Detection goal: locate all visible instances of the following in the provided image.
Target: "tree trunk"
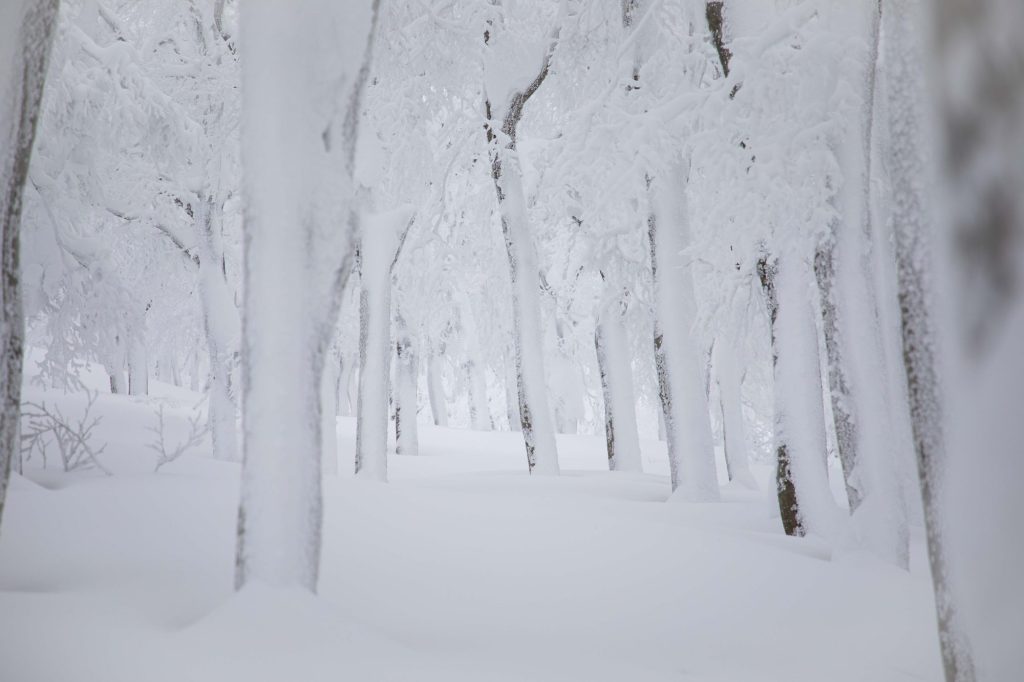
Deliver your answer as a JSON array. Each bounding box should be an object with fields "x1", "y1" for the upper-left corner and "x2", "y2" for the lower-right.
[
  {"x1": 354, "y1": 244, "x2": 393, "y2": 481},
  {"x1": 189, "y1": 347, "x2": 201, "y2": 393},
  {"x1": 825, "y1": 1, "x2": 909, "y2": 566},
  {"x1": 648, "y1": 162, "x2": 719, "y2": 500},
  {"x1": 775, "y1": 250, "x2": 839, "y2": 539},
  {"x1": 503, "y1": 353, "x2": 521, "y2": 432},
  {"x1": 127, "y1": 336, "x2": 148, "y2": 396},
  {"x1": 550, "y1": 319, "x2": 583, "y2": 436},
  {"x1": 464, "y1": 358, "x2": 490, "y2": 431},
  {"x1": 196, "y1": 194, "x2": 240, "y2": 461},
  {"x1": 488, "y1": 141, "x2": 558, "y2": 473},
  {"x1": 321, "y1": 353, "x2": 339, "y2": 475},
  {"x1": 814, "y1": 238, "x2": 860, "y2": 510},
  {"x1": 394, "y1": 322, "x2": 419, "y2": 456},
  {"x1": 595, "y1": 294, "x2": 643, "y2": 473},
  {"x1": 758, "y1": 254, "x2": 838, "y2": 537},
  {"x1": 714, "y1": 338, "x2": 755, "y2": 488},
  {"x1": 933, "y1": 2, "x2": 1024, "y2": 680},
  {"x1": 453, "y1": 297, "x2": 491, "y2": 432},
  {"x1": 337, "y1": 354, "x2": 354, "y2": 417},
  {"x1": 885, "y1": 0, "x2": 976, "y2": 677},
  {"x1": 758, "y1": 256, "x2": 801, "y2": 535},
  {"x1": 108, "y1": 367, "x2": 127, "y2": 394},
  {"x1": 705, "y1": 1, "x2": 732, "y2": 78},
  {"x1": 427, "y1": 351, "x2": 447, "y2": 427},
  {"x1": 207, "y1": 341, "x2": 238, "y2": 462},
  {"x1": 483, "y1": 18, "x2": 561, "y2": 474},
  {"x1": 169, "y1": 353, "x2": 181, "y2": 386},
  {"x1": 0, "y1": 0, "x2": 59, "y2": 531},
  {"x1": 235, "y1": 0, "x2": 380, "y2": 592}
]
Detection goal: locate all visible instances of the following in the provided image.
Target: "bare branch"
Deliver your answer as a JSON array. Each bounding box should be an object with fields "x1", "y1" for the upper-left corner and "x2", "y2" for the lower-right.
[
  {"x1": 20, "y1": 391, "x2": 111, "y2": 475},
  {"x1": 148, "y1": 403, "x2": 209, "y2": 472}
]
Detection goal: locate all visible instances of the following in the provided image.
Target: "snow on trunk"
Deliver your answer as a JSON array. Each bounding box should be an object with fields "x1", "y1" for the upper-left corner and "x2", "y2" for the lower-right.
[
  {"x1": 355, "y1": 206, "x2": 413, "y2": 482},
  {"x1": 337, "y1": 355, "x2": 354, "y2": 417},
  {"x1": 483, "y1": 15, "x2": 562, "y2": 474},
  {"x1": 884, "y1": 0, "x2": 977, "y2": 677},
  {"x1": 503, "y1": 353, "x2": 521, "y2": 432},
  {"x1": 426, "y1": 351, "x2": 447, "y2": 427},
  {"x1": 127, "y1": 328, "x2": 148, "y2": 396},
  {"x1": 648, "y1": 161, "x2": 719, "y2": 501},
  {"x1": 0, "y1": 0, "x2": 58, "y2": 532},
  {"x1": 935, "y1": 1, "x2": 1024, "y2": 675},
  {"x1": 832, "y1": 4, "x2": 909, "y2": 566},
  {"x1": 814, "y1": 235, "x2": 859, "y2": 510},
  {"x1": 758, "y1": 256, "x2": 800, "y2": 535},
  {"x1": 490, "y1": 146, "x2": 559, "y2": 474},
  {"x1": 235, "y1": 0, "x2": 377, "y2": 592},
  {"x1": 713, "y1": 338, "x2": 755, "y2": 489},
  {"x1": 394, "y1": 318, "x2": 419, "y2": 456},
  {"x1": 772, "y1": 250, "x2": 843, "y2": 540},
  {"x1": 549, "y1": 319, "x2": 584, "y2": 436},
  {"x1": 465, "y1": 359, "x2": 490, "y2": 431},
  {"x1": 454, "y1": 293, "x2": 491, "y2": 432},
  {"x1": 196, "y1": 194, "x2": 241, "y2": 462},
  {"x1": 321, "y1": 355, "x2": 339, "y2": 476},
  {"x1": 595, "y1": 294, "x2": 643, "y2": 473},
  {"x1": 868, "y1": 63, "x2": 921, "y2": 530},
  {"x1": 915, "y1": 0, "x2": 1024, "y2": 676},
  {"x1": 108, "y1": 366, "x2": 127, "y2": 394}
]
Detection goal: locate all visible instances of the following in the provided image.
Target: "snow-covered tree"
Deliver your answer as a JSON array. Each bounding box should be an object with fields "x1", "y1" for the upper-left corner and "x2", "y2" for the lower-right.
[
  {"x1": 884, "y1": 0, "x2": 974, "y2": 675},
  {"x1": 234, "y1": 0, "x2": 379, "y2": 592},
  {"x1": 0, "y1": 0, "x2": 59, "y2": 531}
]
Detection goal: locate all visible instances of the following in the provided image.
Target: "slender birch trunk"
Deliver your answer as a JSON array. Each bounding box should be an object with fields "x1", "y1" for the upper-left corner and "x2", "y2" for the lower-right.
[
  {"x1": 503, "y1": 352, "x2": 521, "y2": 432},
  {"x1": 828, "y1": 0, "x2": 909, "y2": 566},
  {"x1": 814, "y1": 237, "x2": 859, "y2": 509},
  {"x1": 759, "y1": 253, "x2": 838, "y2": 537},
  {"x1": 235, "y1": 0, "x2": 381, "y2": 592},
  {"x1": 595, "y1": 291, "x2": 643, "y2": 472},
  {"x1": 714, "y1": 338, "x2": 755, "y2": 488},
  {"x1": 648, "y1": 162, "x2": 719, "y2": 500},
  {"x1": 394, "y1": 318, "x2": 419, "y2": 456},
  {"x1": 196, "y1": 195, "x2": 240, "y2": 461},
  {"x1": 320, "y1": 349, "x2": 340, "y2": 476},
  {"x1": 454, "y1": 296, "x2": 491, "y2": 431},
  {"x1": 426, "y1": 350, "x2": 447, "y2": 427},
  {"x1": 354, "y1": 245, "x2": 392, "y2": 481},
  {"x1": 885, "y1": 0, "x2": 976, "y2": 677},
  {"x1": 932, "y1": 1, "x2": 1024, "y2": 679},
  {"x1": 127, "y1": 335, "x2": 148, "y2": 396},
  {"x1": 108, "y1": 365, "x2": 127, "y2": 394},
  {"x1": 354, "y1": 206, "x2": 414, "y2": 481},
  {"x1": 774, "y1": 250, "x2": 839, "y2": 538},
  {"x1": 0, "y1": 0, "x2": 59, "y2": 531},
  {"x1": 483, "y1": 18, "x2": 562, "y2": 474}
]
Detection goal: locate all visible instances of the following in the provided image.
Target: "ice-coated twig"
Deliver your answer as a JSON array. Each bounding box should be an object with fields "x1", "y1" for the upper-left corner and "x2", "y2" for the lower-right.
[
  {"x1": 149, "y1": 403, "x2": 209, "y2": 472},
  {"x1": 20, "y1": 391, "x2": 111, "y2": 475}
]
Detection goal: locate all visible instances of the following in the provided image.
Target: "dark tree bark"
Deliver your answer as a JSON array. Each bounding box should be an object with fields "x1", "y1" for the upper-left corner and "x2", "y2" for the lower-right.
[
  {"x1": 757, "y1": 255, "x2": 803, "y2": 537},
  {"x1": 814, "y1": 239, "x2": 861, "y2": 511},
  {"x1": 886, "y1": 0, "x2": 977, "y2": 678},
  {"x1": 929, "y1": 0, "x2": 1024, "y2": 680},
  {"x1": 0, "y1": 0, "x2": 60, "y2": 532},
  {"x1": 705, "y1": 1, "x2": 732, "y2": 78},
  {"x1": 594, "y1": 287, "x2": 642, "y2": 472},
  {"x1": 482, "y1": 11, "x2": 563, "y2": 474},
  {"x1": 394, "y1": 318, "x2": 419, "y2": 456},
  {"x1": 354, "y1": 211, "x2": 413, "y2": 480}
]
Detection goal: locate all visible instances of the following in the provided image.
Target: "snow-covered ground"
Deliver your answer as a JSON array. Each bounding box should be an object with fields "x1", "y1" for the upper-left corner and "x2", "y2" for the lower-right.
[{"x1": 0, "y1": 368, "x2": 943, "y2": 681}]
